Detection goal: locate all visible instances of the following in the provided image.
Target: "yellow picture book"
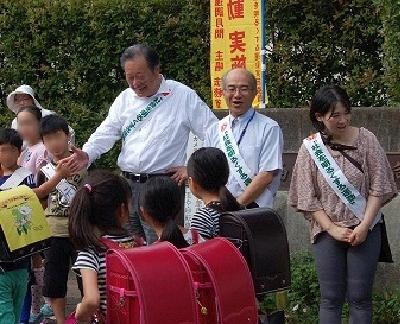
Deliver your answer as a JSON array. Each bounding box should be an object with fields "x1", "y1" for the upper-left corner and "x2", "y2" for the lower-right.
[{"x1": 0, "y1": 185, "x2": 50, "y2": 252}]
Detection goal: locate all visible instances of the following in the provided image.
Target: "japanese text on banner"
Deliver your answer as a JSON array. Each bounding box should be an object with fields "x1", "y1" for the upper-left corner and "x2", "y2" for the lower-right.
[{"x1": 210, "y1": 0, "x2": 262, "y2": 109}]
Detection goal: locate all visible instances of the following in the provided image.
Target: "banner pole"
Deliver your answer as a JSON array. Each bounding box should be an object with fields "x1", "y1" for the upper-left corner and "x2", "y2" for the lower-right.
[{"x1": 259, "y1": 0, "x2": 266, "y2": 109}]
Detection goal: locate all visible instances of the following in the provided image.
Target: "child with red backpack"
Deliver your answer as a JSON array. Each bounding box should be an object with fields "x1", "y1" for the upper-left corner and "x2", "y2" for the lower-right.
[
  {"x1": 69, "y1": 170, "x2": 140, "y2": 322},
  {"x1": 70, "y1": 173, "x2": 205, "y2": 322}
]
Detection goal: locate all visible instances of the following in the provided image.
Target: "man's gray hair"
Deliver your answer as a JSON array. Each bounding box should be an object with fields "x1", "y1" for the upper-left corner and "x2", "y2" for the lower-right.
[{"x1": 120, "y1": 44, "x2": 160, "y2": 70}]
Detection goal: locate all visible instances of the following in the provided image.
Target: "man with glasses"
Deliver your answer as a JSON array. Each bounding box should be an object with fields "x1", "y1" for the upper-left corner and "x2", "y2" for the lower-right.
[
  {"x1": 205, "y1": 68, "x2": 283, "y2": 208},
  {"x1": 64, "y1": 44, "x2": 217, "y2": 243}
]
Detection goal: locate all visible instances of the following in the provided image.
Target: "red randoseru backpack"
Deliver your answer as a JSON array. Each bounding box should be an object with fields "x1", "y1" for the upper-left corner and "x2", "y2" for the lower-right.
[{"x1": 104, "y1": 238, "x2": 258, "y2": 324}]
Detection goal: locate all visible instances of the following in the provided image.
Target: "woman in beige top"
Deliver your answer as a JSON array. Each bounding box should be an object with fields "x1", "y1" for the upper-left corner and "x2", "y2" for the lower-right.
[{"x1": 289, "y1": 85, "x2": 397, "y2": 324}]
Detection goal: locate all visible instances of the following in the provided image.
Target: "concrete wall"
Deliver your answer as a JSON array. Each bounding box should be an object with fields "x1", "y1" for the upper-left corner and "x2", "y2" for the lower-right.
[
  {"x1": 213, "y1": 107, "x2": 400, "y2": 290},
  {"x1": 213, "y1": 107, "x2": 400, "y2": 152}
]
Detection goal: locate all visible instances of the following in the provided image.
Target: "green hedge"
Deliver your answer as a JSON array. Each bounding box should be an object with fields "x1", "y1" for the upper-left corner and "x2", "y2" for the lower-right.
[
  {"x1": 375, "y1": 0, "x2": 400, "y2": 105},
  {"x1": 0, "y1": 0, "x2": 395, "y2": 168},
  {"x1": 0, "y1": 0, "x2": 210, "y2": 167},
  {"x1": 267, "y1": 0, "x2": 386, "y2": 107}
]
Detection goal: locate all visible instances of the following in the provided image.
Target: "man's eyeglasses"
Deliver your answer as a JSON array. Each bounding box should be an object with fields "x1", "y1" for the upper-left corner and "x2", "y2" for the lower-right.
[{"x1": 224, "y1": 86, "x2": 253, "y2": 94}]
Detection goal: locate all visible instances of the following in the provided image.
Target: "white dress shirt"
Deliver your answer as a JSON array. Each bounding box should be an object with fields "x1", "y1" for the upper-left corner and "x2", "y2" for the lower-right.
[
  {"x1": 83, "y1": 77, "x2": 217, "y2": 173},
  {"x1": 205, "y1": 108, "x2": 283, "y2": 208}
]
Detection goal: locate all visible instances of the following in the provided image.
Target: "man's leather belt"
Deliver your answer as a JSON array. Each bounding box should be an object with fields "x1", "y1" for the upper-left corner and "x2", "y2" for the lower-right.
[{"x1": 122, "y1": 171, "x2": 173, "y2": 183}]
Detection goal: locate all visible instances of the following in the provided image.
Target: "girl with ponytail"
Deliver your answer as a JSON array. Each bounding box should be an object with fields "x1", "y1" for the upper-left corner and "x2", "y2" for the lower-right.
[
  {"x1": 69, "y1": 170, "x2": 141, "y2": 322},
  {"x1": 188, "y1": 147, "x2": 241, "y2": 240},
  {"x1": 140, "y1": 176, "x2": 191, "y2": 248}
]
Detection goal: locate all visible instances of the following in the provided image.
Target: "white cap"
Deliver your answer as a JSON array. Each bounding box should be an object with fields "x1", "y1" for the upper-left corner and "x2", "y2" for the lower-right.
[{"x1": 6, "y1": 84, "x2": 44, "y2": 114}]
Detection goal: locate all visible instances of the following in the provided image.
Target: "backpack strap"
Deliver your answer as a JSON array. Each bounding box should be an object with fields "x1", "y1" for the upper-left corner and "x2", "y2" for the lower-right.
[
  {"x1": 99, "y1": 236, "x2": 144, "y2": 250},
  {"x1": 0, "y1": 167, "x2": 32, "y2": 190},
  {"x1": 99, "y1": 238, "x2": 120, "y2": 250},
  {"x1": 190, "y1": 228, "x2": 200, "y2": 245}
]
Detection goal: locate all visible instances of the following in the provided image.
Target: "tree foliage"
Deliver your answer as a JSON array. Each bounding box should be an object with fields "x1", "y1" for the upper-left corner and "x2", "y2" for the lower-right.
[{"x1": 0, "y1": 0, "x2": 395, "y2": 168}]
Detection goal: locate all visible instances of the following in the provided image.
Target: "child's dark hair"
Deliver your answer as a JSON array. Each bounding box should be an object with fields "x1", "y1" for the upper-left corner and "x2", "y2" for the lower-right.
[
  {"x1": 69, "y1": 170, "x2": 132, "y2": 251},
  {"x1": 0, "y1": 128, "x2": 23, "y2": 151},
  {"x1": 40, "y1": 114, "x2": 69, "y2": 137},
  {"x1": 310, "y1": 85, "x2": 351, "y2": 132},
  {"x1": 187, "y1": 147, "x2": 241, "y2": 212},
  {"x1": 17, "y1": 105, "x2": 42, "y2": 121},
  {"x1": 140, "y1": 177, "x2": 189, "y2": 248}
]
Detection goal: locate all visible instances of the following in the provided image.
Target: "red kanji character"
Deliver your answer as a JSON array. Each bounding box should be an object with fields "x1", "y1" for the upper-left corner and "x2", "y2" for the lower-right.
[
  {"x1": 216, "y1": 17, "x2": 223, "y2": 27},
  {"x1": 215, "y1": 61, "x2": 224, "y2": 71},
  {"x1": 215, "y1": 6, "x2": 223, "y2": 17},
  {"x1": 215, "y1": 0, "x2": 223, "y2": 6},
  {"x1": 214, "y1": 77, "x2": 222, "y2": 87},
  {"x1": 215, "y1": 99, "x2": 222, "y2": 108},
  {"x1": 215, "y1": 50, "x2": 224, "y2": 61},
  {"x1": 230, "y1": 55, "x2": 246, "y2": 68},
  {"x1": 227, "y1": 0, "x2": 245, "y2": 20},
  {"x1": 229, "y1": 31, "x2": 246, "y2": 53},
  {"x1": 215, "y1": 27, "x2": 224, "y2": 39},
  {"x1": 214, "y1": 87, "x2": 223, "y2": 97}
]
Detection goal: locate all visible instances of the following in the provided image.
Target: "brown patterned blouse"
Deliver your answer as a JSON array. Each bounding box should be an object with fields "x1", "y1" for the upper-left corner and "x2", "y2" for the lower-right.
[{"x1": 288, "y1": 127, "x2": 397, "y2": 242}]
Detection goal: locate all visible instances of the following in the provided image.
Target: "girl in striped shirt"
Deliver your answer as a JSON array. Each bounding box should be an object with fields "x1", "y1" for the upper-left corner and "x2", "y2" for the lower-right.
[
  {"x1": 188, "y1": 147, "x2": 241, "y2": 239},
  {"x1": 69, "y1": 170, "x2": 140, "y2": 322}
]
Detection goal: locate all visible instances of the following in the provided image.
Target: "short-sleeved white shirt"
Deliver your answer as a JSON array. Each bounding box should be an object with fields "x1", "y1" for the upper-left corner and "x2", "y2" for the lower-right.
[{"x1": 205, "y1": 108, "x2": 283, "y2": 208}]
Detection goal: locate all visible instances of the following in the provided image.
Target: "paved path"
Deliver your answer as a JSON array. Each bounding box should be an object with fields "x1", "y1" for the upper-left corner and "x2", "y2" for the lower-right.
[{"x1": 42, "y1": 271, "x2": 81, "y2": 323}]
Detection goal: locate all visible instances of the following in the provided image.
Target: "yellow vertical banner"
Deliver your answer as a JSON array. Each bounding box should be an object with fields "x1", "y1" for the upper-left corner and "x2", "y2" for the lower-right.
[{"x1": 210, "y1": 0, "x2": 262, "y2": 109}]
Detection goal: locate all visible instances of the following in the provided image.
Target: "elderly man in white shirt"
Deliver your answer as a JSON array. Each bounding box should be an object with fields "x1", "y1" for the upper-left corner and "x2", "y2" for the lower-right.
[
  {"x1": 65, "y1": 44, "x2": 217, "y2": 243},
  {"x1": 205, "y1": 68, "x2": 283, "y2": 208}
]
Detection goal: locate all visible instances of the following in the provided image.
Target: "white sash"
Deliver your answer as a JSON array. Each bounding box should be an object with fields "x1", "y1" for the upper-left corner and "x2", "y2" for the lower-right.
[
  {"x1": 0, "y1": 167, "x2": 32, "y2": 190},
  {"x1": 121, "y1": 91, "x2": 171, "y2": 141},
  {"x1": 41, "y1": 163, "x2": 76, "y2": 204},
  {"x1": 218, "y1": 116, "x2": 253, "y2": 190},
  {"x1": 304, "y1": 133, "x2": 381, "y2": 227}
]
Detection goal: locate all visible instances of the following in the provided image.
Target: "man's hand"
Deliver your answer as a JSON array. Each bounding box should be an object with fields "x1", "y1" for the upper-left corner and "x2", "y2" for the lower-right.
[
  {"x1": 168, "y1": 166, "x2": 188, "y2": 186},
  {"x1": 61, "y1": 146, "x2": 89, "y2": 173},
  {"x1": 55, "y1": 160, "x2": 72, "y2": 179},
  {"x1": 237, "y1": 171, "x2": 273, "y2": 206}
]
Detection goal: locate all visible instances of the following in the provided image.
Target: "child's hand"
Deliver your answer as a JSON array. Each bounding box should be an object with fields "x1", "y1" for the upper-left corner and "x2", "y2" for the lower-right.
[
  {"x1": 75, "y1": 303, "x2": 83, "y2": 319},
  {"x1": 56, "y1": 161, "x2": 72, "y2": 178}
]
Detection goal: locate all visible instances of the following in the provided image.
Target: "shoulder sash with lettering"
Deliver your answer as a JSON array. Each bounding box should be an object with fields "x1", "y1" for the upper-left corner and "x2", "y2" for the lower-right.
[
  {"x1": 218, "y1": 116, "x2": 253, "y2": 190},
  {"x1": 303, "y1": 132, "x2": 380, "y2": 227},
  {"x1": 121, "y1": 91, "x2": 171, "y2": 141},
  {"x1": 0, "y1": 167, "x2": 32, "y2": 190}
]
